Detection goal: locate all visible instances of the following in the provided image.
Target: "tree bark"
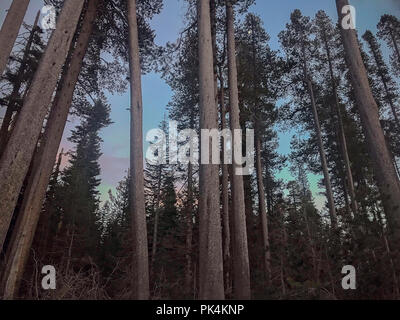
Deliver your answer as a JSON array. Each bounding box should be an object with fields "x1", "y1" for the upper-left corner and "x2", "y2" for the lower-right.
[
  {"x1": 0, "y1": 0, "x2": 86, "y2": 253},
  {"x1": 0, "y1": 0, "x2": 30, "y2": 78},
  {"x1": 127, "y1": 0, "x2": 150, "y2": 300},
  {"x1": 197, "y1": 0, "x2": 225, "y2": 300},
  {"x1": 226, "y1": 0, "x2": 251, "y2": 300},
  {"x1": 0, "y1": 0, "x2": 99, "y2": 299},
  {"x1": 0, "y1": 11, "x2": 40, "y2": 158},
  {"x1": 336, "y1": 0, "x2": 400, "y2": 243},
  {"x1": 219, "y1": 79, "x2": 231, "y2": 295}
]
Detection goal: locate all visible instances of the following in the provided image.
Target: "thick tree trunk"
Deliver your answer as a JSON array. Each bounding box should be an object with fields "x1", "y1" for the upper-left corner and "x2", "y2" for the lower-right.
[
  {"x1": 255, "y1": 134, "x2": 272, "y2": 285},
  {"x1": 0, "y1": 11, "x2": 40, "y2": 157},
  {"x1": 336, "y1": 0, "x2": 400, "y2": 243},
  {"x1": 0, "y1": 0, "x2": 85, "y2": 253},
  {"x1": 0, "y1": 0, "x2": 30, "y2": 77},
  {"x1": 127, "y1": 0, "x2": 150, "y2": 300},
  {"x1": 197, "y1": 0, "x2": 225, "y2": 300},
  {"x1": 0, "y1": 0, "x2": 98, "y2": 299},
  {"x1": 226, "y1": 0, "x2": 251, "y2": 300}
]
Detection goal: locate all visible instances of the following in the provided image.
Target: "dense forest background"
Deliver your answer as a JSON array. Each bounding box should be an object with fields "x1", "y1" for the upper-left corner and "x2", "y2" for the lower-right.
[{"x1": 0, "y1": 0, "x2": 400, "y2": 300}]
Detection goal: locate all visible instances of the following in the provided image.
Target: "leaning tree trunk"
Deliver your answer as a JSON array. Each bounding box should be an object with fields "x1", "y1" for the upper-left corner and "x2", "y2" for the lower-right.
[
  {"x1": 0, "y1": 0, "x2": 85, "y2": 253},
  {"x1": 336, "y1": 0, "x2": 400, "y2": 243},
  {"x1": 301, "y1": 37, "x2": 337, "y2": 228},
  {"x1": 197, "y1": 0, "x2": 225, "y2": 300},
  {"x1": 0, "y1": 0, "x2": 30, "y2": 77},
  {"x1": 127, "y1": 0, "x2": 150, "y2": 300},
  {"x1": 0, "y1": 0, "x2": 99, "y2": 299},
  {"x1": 226, "y1": 0, "x2": 251, "y2": 300},
  {"x1": 0, "y1": 11, "x2": 40, "y2": 158},
  {"x1": 321, "y1": 27, "x2": 359, "y2": 216},
  {"x1": 306, "y1": 77, "x2": 338, "y2": 228}
]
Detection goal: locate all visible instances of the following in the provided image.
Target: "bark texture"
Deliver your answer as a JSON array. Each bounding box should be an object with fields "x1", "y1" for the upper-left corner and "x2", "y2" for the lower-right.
[
  {"x1": 0, "y1": 0, "x2": 86, "y2": 253},
  {"x1": 336, "y1": 0, "x2": 400, "y2": 240},
  {"x1": 226, "y1": 0, "x2": 251, "y2": 299},
  {"x1": 197, "y1": 0, "x2": 225, "y2": 300},
  {"x1": 127, "y1": 0, "x2": 150, "y2": 300},
  {"x1": 0, "y1": 0, "x2": 30, "y2": 77},
  {"x1": 0, "y1": 0, "x2": 99, "y2": 300}
]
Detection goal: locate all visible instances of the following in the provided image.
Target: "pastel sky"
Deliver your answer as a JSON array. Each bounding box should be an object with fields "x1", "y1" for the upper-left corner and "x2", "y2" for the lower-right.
[{"x1": 1, "y1": 0, "x2": 399, "y2": 211}]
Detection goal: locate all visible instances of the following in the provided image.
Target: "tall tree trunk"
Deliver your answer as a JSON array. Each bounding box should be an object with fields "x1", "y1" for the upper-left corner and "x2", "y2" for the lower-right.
[
  {"x1": 184, "y1": 162, "x2": 194, "y2": 297},
  {"x1": 321, "y1": 27, "x2": 359, "y2": 216},
  {"x1": 0, "y1": 0, "x2": 30, "y2": 77},
  {"x1": 336, "y1": 0, "x2": 400, "y2": 243},
  {"x1": 127, "y1": 0, "x2": 150, "y2": 300},
  {"x1": 0, "y1": 0, "x2": 85, "y2": 253},
  {"x1": 0, "y1": 11, "x2": 40, "y2": 157},
  {"x1": 226, "y1": 0, "x2": 251, "y2": 300},
  {"x1": 197, "y1": 0, "x2": 224, "y2": 300},
  {"x1": 255, "y1": 134, "x2": 272, "y2": 285},
  {"x1": 219, "y1": 77, "x2": 231, "y2": 294},
  {"x1": 0, "y1": 0, "x2": 98, "y2": 299},
  {"x1": 301, "y1": 37, "x2": 337, "y2": 228},
  {"x1": 150, "y1": 166, "x2": 162, "y2": 276},
  {"x1": 306, "y1": 75, "x2": 338, "y2": 228}
]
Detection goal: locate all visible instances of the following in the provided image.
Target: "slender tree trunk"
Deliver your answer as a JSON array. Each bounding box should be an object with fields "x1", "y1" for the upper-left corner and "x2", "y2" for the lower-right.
[
  {"x1": 0, "y1": 0, "x2": 30, "y2": 77},
  {"x1": 321, "y1": 29, "x2": 359, "y2": 216},
  {"x1": 306, "y1": 77, "x2": 338, "y2": 228},
  {"x1": 0, "y1": 0, "x2": 85, "y2": 253},
  {"x1": 197, "y1": 0, "x2": 224, "y2": 300},
  {"x1": 226, "y1": 0, "x2": 251, "y2": 300},
  {"x1": 0, "y1": 11, "x2": 40, "y2": 157},
  {"x1": 301, "y1": 36, "x2": 337, "y2": 228},
  {"x1": 127, "y1": 0, "x2": 150, "y2": 300},
  {"x1": 219, "y1": 78, "x2": 231, "y2": 294},
  {"x1": 336, "y1": 0, "x2": 400, "y2": 243},
  {"x1": 255, "y1": 134, "x2": 272, "y2": 285},
  {"x1": 0, "y1": 0, "x2": 98, "y2": 299},
  {"x1": 185, "y1": 162, "x2": 194, "y2": 297},
  {"x1": 150, "y1": 166, "x2": 162, "y2": 275}
]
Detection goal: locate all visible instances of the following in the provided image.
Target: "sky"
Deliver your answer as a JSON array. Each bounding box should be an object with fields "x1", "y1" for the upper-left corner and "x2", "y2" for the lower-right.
[{"x1": 1, "y1": 0, "x2": 399, "y2": 211}]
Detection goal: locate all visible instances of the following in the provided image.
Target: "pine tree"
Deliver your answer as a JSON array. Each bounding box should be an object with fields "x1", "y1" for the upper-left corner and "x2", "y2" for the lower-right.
[{"x1": 377, "y1": 14, "x2": 400, "y2": 76}]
